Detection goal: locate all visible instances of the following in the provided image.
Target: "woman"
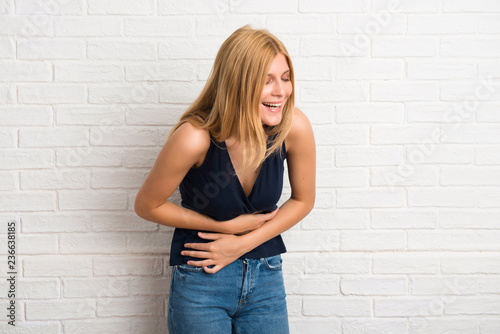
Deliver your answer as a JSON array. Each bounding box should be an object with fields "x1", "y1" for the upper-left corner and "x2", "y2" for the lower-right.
[{"x1": 134, "y1": 25, "x2": 315, "y2": 334}]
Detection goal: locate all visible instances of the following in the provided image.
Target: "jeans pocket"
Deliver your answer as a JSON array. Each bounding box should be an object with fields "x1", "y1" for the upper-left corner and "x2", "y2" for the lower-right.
[
  {"x1": 176, "y1": 264, "x2": 205, "y2": 273},
  {"x1": 262, "y1": 254, "x2": 283, "y2": 271}
]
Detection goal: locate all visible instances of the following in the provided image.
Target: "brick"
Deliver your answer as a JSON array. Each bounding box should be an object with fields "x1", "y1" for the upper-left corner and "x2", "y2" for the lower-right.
[
  {"x1": 441, "y1": 167, "x2": 500, "y2": 185},
  {"x1": 126, "y1": 232, "x2": 173, "y2": 253},
  {"x1": 477, "y1": 104, "x2": 500, "y2": 122},
  {"x1": 0, "y1": 171, "x2": 16, "y2": 190},
  {"x1": 293, "y1": 57, "x2": 335, "y2": 82},
  {"x1": 301, "y1": 81, "x2": 367, "y2": 102},
  {"x1": 478, "y1": 188, "x2": 500, "y2": 208},
  {"x1": 0, "y1": 322, "x2": 60, "y2": 334},
  {"x1": 63, "y1": 278, "x2": 129, "y2": 297},
  {"x1": 405, "y1": 144, "x2": 473, "y2": 164},
  {"x1": 479, "y1": 15, "x2": 500, "y2": 33},
  {"x1": 24, "y1": 255, "x2": 92, "y2": 277},
  {"x1": 315, "y1": 125, "x2": 369, "y2": 145},
  {"x1": 15, "y1": 234, "x2": 58, "y2": 254},
  {"x1": 372, "y1": 125, "x2": 439, "y2": 145},
  {"x1": 0, "y1": 38, "x2": 14, "y2": 58},
  {"x1": 55, "y1": 63, "x2": 123, "y2": 82},
  {"x1": 17, "y1": 278, "x2": 60, "y2": 299},
  {"x1": 443, "y1": 0, "x2": 500, "y2": 12},
  {"x1": 56, "y1": 105, "x2": 124, "y2": 125},
  {"x1": 301, "y1": 210, "x2": 369, "y2": 230},
  {"x1": 126, "y1": 62, "x2": 196, "y2": 82},
  {"x1": 408, "y1": 187, "x2": 476, "y2": 207},
  {"x1": 159, "y1": 82, "x2": 205, "y2": 104},
  {"x1": 21, "y1": 169, "x2": 89, "y2": 190},
  {"x1": 97, "y1": 297, "x2": 163, "y2": 317},
  {"x1": 91, "y1": 213, "x2": 157, "y2": 232},
  {"x1": 56, "y1": 147, "x2": 123, "y2": 167},
  {"x1": 26, "y1": 299, "x2": 95, "y2": 320},
  {"x1": 343, "y1": 319, "x2": 408, "y2": 334},
  {"x1": 411, "y1": 276, "x2": 476, "y2": 295},
  {"x1": 159, "y1": 0, "x2": 228, "y2": 14},
  {"x1": 0, "y1": 192, "x2": 55, "y2": 211},
  {"x1": 17, "y1": 38, "x2": 84, "y2": 59},
  {"x1": 373, "y1": 37, "x2": 438, "y2": 57},
  {"x1": 373, "y1": 253, "x2": 439, "y2": 274},
  {"x1": 196, "y1": 16, "x2": 266, "y2": 37},
  {"x1": 372, "y1": 166, "x2": 438, "y2": 186},
  {"x1": 88, "y1": 0, "x2": 156, "y2": 15},
  {"x1": 409, "y1": 231, "x2": 500, "y2": 251},
  {"x1": 341, "y1": 276, "x2": 407, "y2": 295},
  {"x1": 0, "y1": 62, "x2": 51, "y2": 81},
  {"x1": 59, "y1": 190, "x2": 128, "y2": 210},
  {"x1": 441, "y1": 81, "x2": 500, "y2": 101},
  {"x1": 305, "y1": 253, "x2": 370, "y2": 274},
  {"x1": 130, "y1": 277, "x2": 170, "y2": 296},
  {"x1": 371, "y1": 81, "x2": 439, "y2": 102},
  {"x1": 440, "y1": 210, "x2": 500, "y2": 229},
  {"x1": 93, "y1": 256, "x2": 163, "y2": 276},
  {"x1": 125, "y1": 105, "x2": 182, "y2": 125},
  {"x1": 0, "y1": 84, "x2": 13, "y2": 102},
  {"x1": 375, "y1": 298, "x2": 443, "y2": 317},
  {"x1": 410, "y1": 319, "x2": 479, "y2": 334},
  {"x1": 336, "y1": 146, "x2": 403, "y2": 166},
  {"x1": 336, "y1": 60, "x2": 404, "y2": 80},
  {"x1": 232, "y1": 0, "x2": 298, "y2": 13},
  {"x1": 19, "y1": 127, "x2": 88, "y2": 147},
  {"x1": 406, "y1": 102, "x2": 474, "y2": 123},
  {"x1": 18, "y1": 84, "x2": 86, "y2": 104},
  {"x1": 59, "y1": 233, "x2": 127, "y2": 254},
  {"x1": 91, "y1": 169, "x2": 147, "y2": 189},
  {"x1": 300, "y1": 37, "x2": 370, "y2": 57},
  {"x1": 316, "y1": 167, "x2": 368, "y2": 187},
  {"x1": 0, "y1": 148, "x2": 53, "y2": 170},
  {"x1": 0, "y1": 106, "x2": 52, "y2": 126},
  {"x1": 88, "y1": 83, "x2": 158, "y2": 104},
  {"x1": 441, "y1": 253, "x2": 500, "y2": 274},
  {"x1": 267, "y1": 15, "x2": 335, "y2": 34},
  {"x1": 291, "y1": 319, "x2": 341, "y2": 334},
  {"x1": 299, "y1": 0, "x2": 364, "y2": 13},
  {"x1": 408, "y1": 60, "x2": 476, "y2": 80},
  {"x1": 481, "y1": 319, "x2": 500, "y2": 334},
  {"x1": 303, "y1": 297, "x2": 371, "y2": 316},
  {"x1": 131, "y1": 318, "x2": 168, "y2": 334},
  {"x1": 445, "y1": 298, "x2": 500, "y2": 315},
  {"x1": 159, "y1": 37, "x2": 221, "y2": 59},
  {"x1": 285, "y1": 274, "x2": 340, "y2": 295},
  {"x1": 63, "y1": 319, "x2": 130, "y2": 334},
  {"x1": 337, "y1": 188, "x2": 405, "y2": 208},
  {"x1": 441, "y1": 38, "x2": 500, "y2": 57},
  {"x1": 372, "y1": 0, "x2": 438, "y2": 12},
  {"x1": 282, "y1": 230, "x2": 339, "y2": 252},
  {"x1": 0, "y1": 0, "x2": 9, "y2": 13},
  {"x1": 124, "y1": 17, "x2": 194, "y2": 36},
  {"x1": 54, "y1": 17, "x2": 122, "y2": 36},
  {"x1": 338, "y1": 14, "x2": 406, "y2": 34},
  {"x1": 21, "y1": 213, "x2": 90, "y2": 233},
  {"x1": 371, "y1": 210, "x2": 437, "y2": 229},
  {"x1": 88, "y1": 40, "x2": 157, "y2": 60},
  {"x1": 340, "y1": 231, "x2": 406, "y2": 251},
  {"x1": 441, "y1": 125, "x2": 500, "y2": 144},
  {"x1": 0, "y1": 128, "x2": 15, "y2": 147},
  {"x1": 90, "y1": 127, "x2": 157, "y2": 147},
  {"x1": 16, "y1": 0, "x2": 84, "y2": 14},
  {"x1": 123, "y1": 148, "x2": 160, "y2": 168},
  {"x1": 479, "y1": 276, "x2": 500, "y2": 294},
  {"x1": 409, "y1": 14, "x2": 477, "y2": 34}
]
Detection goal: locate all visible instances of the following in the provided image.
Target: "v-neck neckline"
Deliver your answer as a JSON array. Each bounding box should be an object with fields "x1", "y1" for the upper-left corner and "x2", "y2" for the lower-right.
[{"x1": 223, "y1": 140, "x2": 264, "y2": 199}]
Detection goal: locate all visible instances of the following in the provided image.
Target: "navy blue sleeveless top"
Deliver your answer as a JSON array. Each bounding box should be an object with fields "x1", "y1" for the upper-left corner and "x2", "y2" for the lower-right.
[{"x1": 169, "y1": 135, "x2": 287, "y2": 265}]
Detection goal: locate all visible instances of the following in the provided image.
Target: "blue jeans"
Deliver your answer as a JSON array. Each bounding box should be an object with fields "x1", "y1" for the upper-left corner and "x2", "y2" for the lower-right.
[{"x1": 167, "y1": 254, "x2": 289, "y2": 334}]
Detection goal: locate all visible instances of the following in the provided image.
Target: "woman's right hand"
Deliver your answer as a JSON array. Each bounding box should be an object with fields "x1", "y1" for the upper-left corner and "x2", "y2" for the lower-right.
[{"x1": 220, "y1": 208, "x2": 279, "y2": 235}]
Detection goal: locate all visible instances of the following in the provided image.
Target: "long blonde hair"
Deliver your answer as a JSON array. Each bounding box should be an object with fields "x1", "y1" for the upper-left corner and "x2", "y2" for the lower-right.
[{"x1": 169, "y1": 25, "x2": 295, "y2": 171}]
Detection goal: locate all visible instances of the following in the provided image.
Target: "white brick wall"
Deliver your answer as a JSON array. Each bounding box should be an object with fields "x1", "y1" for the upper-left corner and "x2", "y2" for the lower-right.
[{"x1": 1, "y1": 1, "x2": 500, "y2": 333}]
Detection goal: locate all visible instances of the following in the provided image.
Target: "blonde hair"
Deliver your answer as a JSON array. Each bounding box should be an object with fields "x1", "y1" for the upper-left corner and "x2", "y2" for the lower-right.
[{"x1": 169, "y1": 25, "x2": 295, "y2": 171}]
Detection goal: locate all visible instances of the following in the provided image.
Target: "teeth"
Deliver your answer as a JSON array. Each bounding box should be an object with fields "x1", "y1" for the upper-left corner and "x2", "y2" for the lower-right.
[{"x1": 263, "y1": 102, "x2": 282, "y2": 108}]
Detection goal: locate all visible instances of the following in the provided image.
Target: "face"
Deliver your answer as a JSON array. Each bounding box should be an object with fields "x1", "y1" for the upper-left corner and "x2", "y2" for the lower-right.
[{"x1": 259, "y1": 53, "x2": 292, "y2": 126}]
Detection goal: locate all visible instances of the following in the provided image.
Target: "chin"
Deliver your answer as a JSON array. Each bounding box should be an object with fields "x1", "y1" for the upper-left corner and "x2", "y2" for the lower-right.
[{"x1": 261, "y1": 116, "x2": 282, "y2": 127}]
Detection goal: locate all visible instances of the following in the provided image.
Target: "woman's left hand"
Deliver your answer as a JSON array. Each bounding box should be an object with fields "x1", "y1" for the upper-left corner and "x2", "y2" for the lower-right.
[{"x1": 182, "y1": 232, "x2": 246, "y2": 274}]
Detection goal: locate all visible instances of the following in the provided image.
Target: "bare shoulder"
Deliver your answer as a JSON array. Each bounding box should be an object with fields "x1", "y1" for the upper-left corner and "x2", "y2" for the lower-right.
[
  {"x1": 166, "y1": 121, "x2": 211, "y2": 167},
  {"x1": 285, "y1": 108, "x2": 314, "y2": 151}
]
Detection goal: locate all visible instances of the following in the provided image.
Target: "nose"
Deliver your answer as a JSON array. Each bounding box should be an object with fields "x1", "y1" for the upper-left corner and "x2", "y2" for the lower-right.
[{"x1": 272, "y1": 80, "x2": 285, "y2": 97}]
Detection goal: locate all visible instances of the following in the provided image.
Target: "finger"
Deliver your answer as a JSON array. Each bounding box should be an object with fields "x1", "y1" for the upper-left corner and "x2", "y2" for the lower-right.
[
  {"x1": 181, "y1": 250, "x2": 210, "y2": 259},
  {"x1": 203, "y1": 265, "x2": 222, "y2": 274},
  {"x1": 197, "y1": 232, "x2": 223, "y2": 240},
  {"x1": 187, "y1": 259, "x2": 214, "y2": 267},
  {"x1": 260, "y1": 208, "x2": 279, "y2": 220},
  {"x1": 184, "y1": 242, "x2": 210, "y2": 251}
]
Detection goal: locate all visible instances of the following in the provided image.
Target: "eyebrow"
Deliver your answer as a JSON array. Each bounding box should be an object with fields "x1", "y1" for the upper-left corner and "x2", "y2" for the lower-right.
[{"x1": 267, "y1": 69, "x2": 290, "y2": 76}]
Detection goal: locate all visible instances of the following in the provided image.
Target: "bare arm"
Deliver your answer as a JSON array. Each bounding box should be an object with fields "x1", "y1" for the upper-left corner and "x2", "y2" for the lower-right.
[
  {"x1": 134, "y1": 122, "x2": 276, "y2": 234},
  {"x1": 183, "y1": 108, "x2": 316, "y2": 273}
]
